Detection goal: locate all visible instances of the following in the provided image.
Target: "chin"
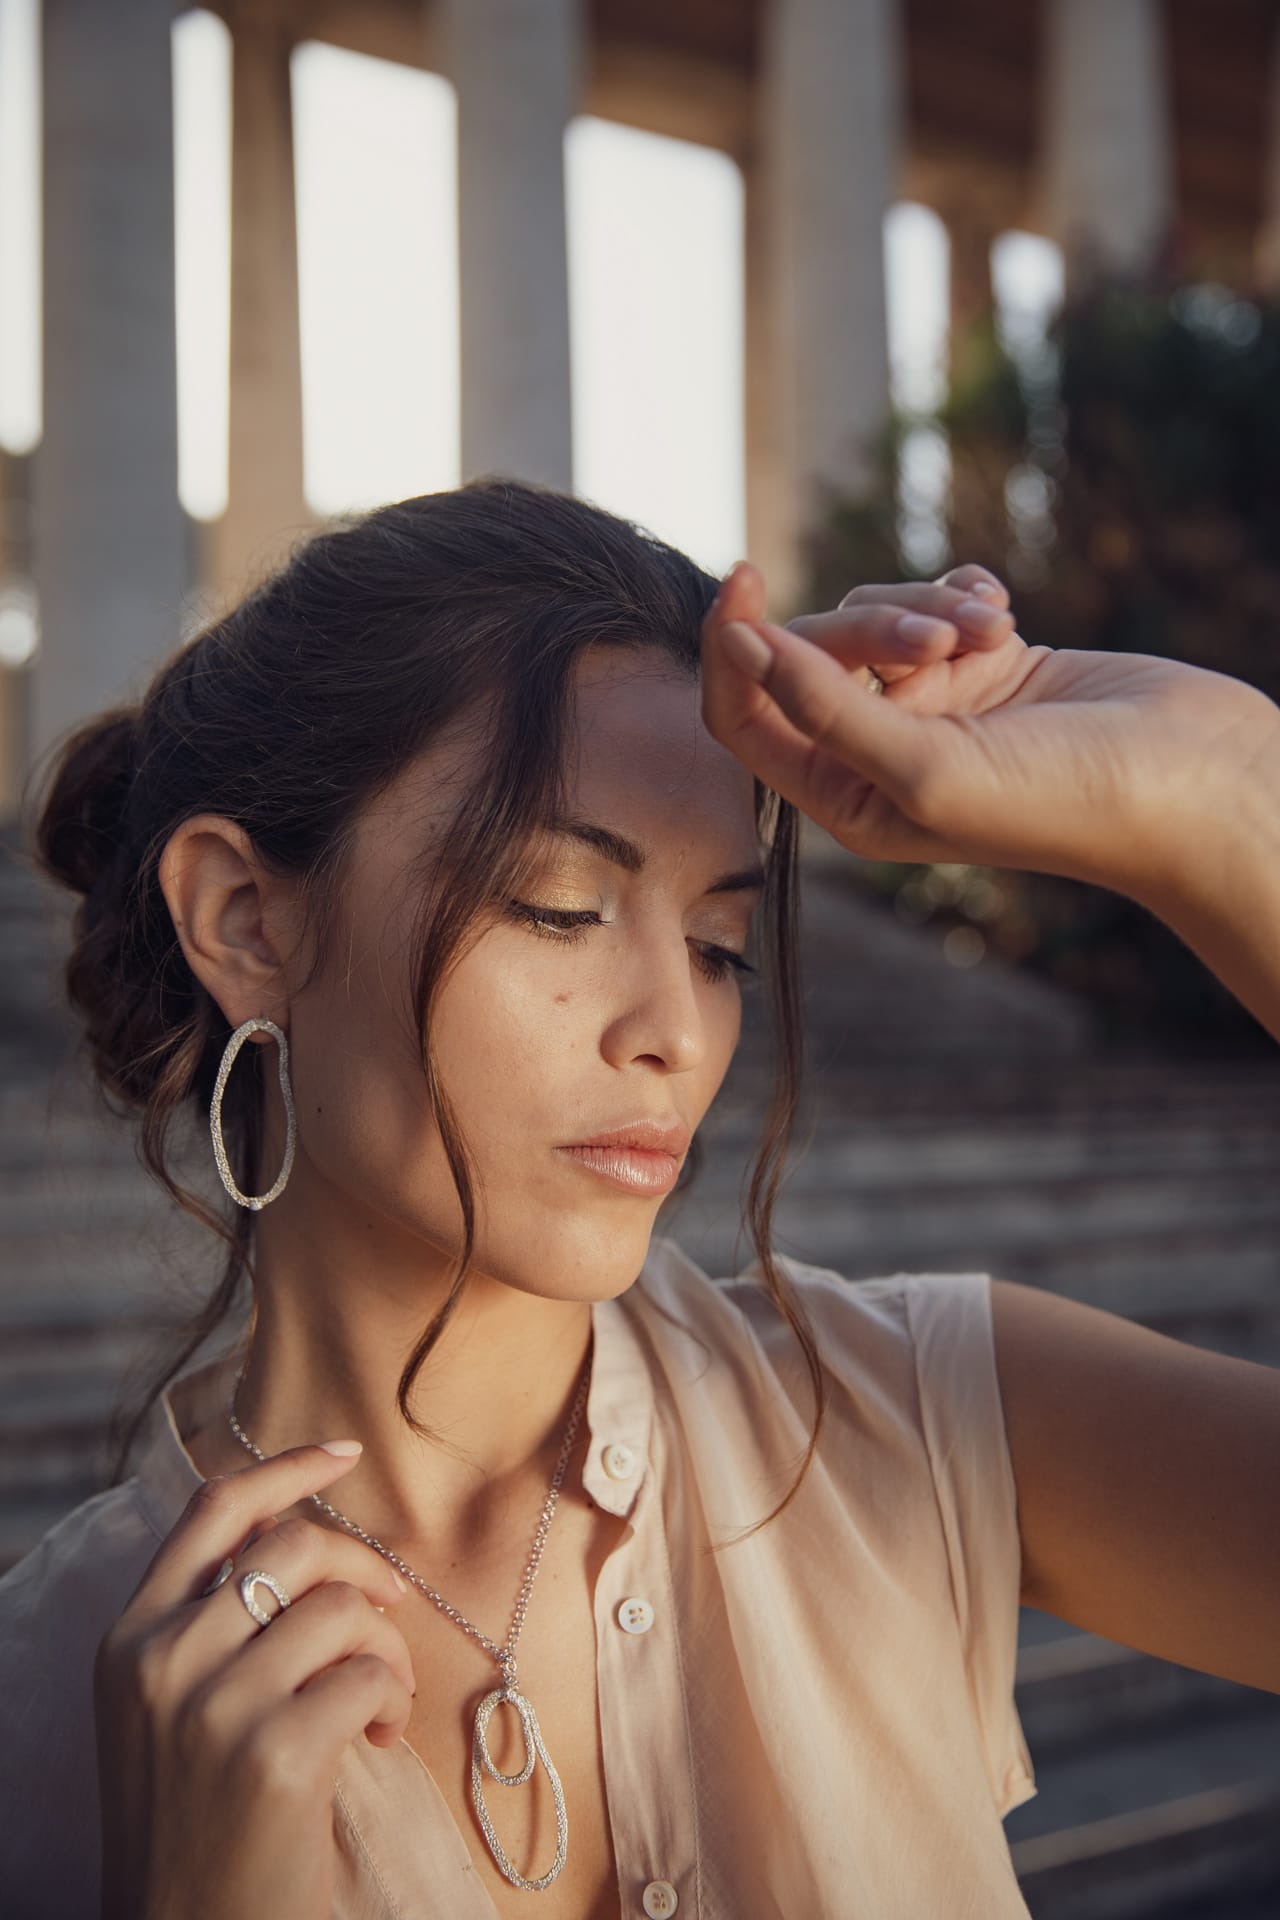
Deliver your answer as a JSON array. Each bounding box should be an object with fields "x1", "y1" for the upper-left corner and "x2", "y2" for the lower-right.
[{"x1": 488, "y1": 1213, "x2": 656, "y2": 1306}]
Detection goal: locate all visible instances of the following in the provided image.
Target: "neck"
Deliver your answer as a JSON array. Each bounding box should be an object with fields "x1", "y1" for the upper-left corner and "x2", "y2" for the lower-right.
[{"x1": 203, "y1": 1198, "x2": 596, "y2": 1558}]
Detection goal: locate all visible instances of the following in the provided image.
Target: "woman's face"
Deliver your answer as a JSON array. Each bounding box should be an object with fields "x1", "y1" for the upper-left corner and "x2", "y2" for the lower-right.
[{"x1": 281, "y1": 643, "x2": 765, "y2": 1305}]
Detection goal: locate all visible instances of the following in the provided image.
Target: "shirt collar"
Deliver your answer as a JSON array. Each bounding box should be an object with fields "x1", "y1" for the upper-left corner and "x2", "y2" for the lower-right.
[
  {"x1": 578, "y1": 1279, "x2": 654, "y2": 1518},
  {"x1": 132, "y1": 1268, "x2": 656, "y2": 1543}
]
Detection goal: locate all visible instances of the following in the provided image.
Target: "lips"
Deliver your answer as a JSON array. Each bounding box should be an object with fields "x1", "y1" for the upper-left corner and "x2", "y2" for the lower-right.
[
  {"x1": 564, "y1": 1119, "x2": 692, "y2": 1157},
  {"x1": 556, "y1": 1118, "x2": 691, "y2": 1197},
  {"x1": 555, "y1": 1141, "x2": 683, "y2": 1196}
]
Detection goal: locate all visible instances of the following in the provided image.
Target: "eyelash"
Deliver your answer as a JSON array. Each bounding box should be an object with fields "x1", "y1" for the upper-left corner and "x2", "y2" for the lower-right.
[{"x1": 507, "y1": 901, "x2": 759, "y2": 987}]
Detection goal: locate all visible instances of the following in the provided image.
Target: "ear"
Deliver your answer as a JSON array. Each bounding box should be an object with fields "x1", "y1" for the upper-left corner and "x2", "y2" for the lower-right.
[{"x1": 157, "y1": 814, "x2": 297, "y2": 1034}]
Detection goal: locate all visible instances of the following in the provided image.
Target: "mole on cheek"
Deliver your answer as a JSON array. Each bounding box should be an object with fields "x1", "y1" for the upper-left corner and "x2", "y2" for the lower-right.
[{"x1": 554, "y1": 992, "x2": 570, "y2": 1005}]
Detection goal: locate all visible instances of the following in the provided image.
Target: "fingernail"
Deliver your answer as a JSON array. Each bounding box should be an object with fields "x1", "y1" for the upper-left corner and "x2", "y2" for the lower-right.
[
  {"x1": 391, "y1": 1568, "x2": 408, "y2": 1592},
  {"x1": 969, "y1": 580, "x2": 1005, "y2": 602},
  {"x1": 897, "y1": 613, "x2": 954, "y2": 646},
  {"x1": 719, "y1": 621, "x2": 774, "y2": 679},
  {"x1": 319, "y1": 1438, "x2": 363, "y2": 1456},
  {"x1": 957, "y1": 599, "x2": 1013, "y2": 632}
]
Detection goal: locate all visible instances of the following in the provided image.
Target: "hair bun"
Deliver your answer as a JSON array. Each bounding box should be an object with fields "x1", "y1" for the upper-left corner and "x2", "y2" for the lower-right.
[{"x1": 33, "y1": 704, "x2": 141, "y2": 898}]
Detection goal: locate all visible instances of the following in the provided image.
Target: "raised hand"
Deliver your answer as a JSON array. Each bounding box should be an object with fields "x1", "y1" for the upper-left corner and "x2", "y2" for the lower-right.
[
  {"x1": 700, "y1": 559, "x2": 1280, "y2": 904},
  {"x1": 93, "y1": 1442, "x2": 416, "y2": 1920}
]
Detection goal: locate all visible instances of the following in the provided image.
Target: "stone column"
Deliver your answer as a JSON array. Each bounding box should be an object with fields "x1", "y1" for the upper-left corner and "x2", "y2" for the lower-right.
[
  {"x1": 1041, "y1": 0, "x2": 1173, "y2": 281},
  {"x1": 756, "y1": 0, "x2": 904, "y2": 615},
  {"x1": 31, "y1": 0, "x2": 184, "y2": 775},
  {"x1": 0, "y1": 449, "x2": 33, "y2": 822},
  {"x1": 743, "y1": 156, "x2": 791, "y2": 610},
  {"x1": 441, "y1": 0, "x2": 581, "y2": 492},
  {"x1": 207, "y1": 0, "x2": 313, "y2": 601}
]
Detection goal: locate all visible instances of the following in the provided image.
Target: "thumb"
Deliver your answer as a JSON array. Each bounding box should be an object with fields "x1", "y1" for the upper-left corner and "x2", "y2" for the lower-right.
[
  {"x1": 707, "y1": 557, "x2": 768, "y2": 631},
  {"x1": 701, "y1": 615, "x2": 940, "y2": 826}
]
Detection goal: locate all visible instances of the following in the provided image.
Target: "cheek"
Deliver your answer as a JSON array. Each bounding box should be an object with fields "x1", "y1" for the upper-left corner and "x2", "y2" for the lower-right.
[
  {"x1": 429, "y1": 946, "x2": 583, "y2": 1138},
  {"x1": 290, "y1": 981, "x2": 442, "y2": 1188}
]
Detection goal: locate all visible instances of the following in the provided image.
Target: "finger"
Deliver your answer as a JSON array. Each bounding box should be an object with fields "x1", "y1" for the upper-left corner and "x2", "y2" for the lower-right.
[
  {"x1": 705, "y1": 557, "x2": 767, "y2": 636},
  {"x1": 252, "y1": 1656, "x2": 414, "y2": 1792},
  {"x1": 834, "y1": 579, "x2": 1015, "y2": 645},
  {"x1": 140, "y1": 1442, "x2": 371, "y2": 1613},
  {"x1": 216, "y1": 1578, "x2": 417, "y2": 1706},
  {"x1": 699, "y1": 559, "x2": 775, "y2": 723},
  {"x1": 195, "y1": 1514, "x2": 280, "y2": 1598},
  {"x1": 195, "y1": 1514, "x2": 410, "y2": 1644},
  {"x1": 702, "y1": 616, "x2": 936, "y2": 817},
  {"x1": 935, "y1": 562, "x2": 1010, "y2": 607},
  {"x1": 788, "y1": 603, "x2": 960, "y2": 662},
  {"x1": 296, "y1": 1652, "x2": 415, "y2": 1754}
]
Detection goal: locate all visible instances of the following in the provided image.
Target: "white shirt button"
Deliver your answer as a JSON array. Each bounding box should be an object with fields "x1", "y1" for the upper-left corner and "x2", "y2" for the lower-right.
[
  {"x1": 642, "y1": 1882, "x2": 678, "y2": 1917},
  {"x1": 616, "y1": 1596, "x2": 654, "y2": 1635},
  {"x1": 602, "y1": 1441, "x2": 635, "y2": 1480}
]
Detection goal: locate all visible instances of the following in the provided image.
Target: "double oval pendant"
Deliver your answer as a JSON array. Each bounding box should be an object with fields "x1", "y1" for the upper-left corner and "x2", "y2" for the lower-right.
[{"x1": 470, "y1": 1683, "x2": 569, "y2": 1890}]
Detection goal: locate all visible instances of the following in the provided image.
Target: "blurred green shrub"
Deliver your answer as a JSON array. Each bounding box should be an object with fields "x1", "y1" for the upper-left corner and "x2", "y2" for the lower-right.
[{"x1": 798, "y1": 274, "x2": 1280, "y2": 1052}]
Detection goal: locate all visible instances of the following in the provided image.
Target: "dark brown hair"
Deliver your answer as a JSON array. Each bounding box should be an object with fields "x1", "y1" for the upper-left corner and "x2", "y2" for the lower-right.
[{"x1": 27, "y1": 476, "x2": 824, "y2": 1550}]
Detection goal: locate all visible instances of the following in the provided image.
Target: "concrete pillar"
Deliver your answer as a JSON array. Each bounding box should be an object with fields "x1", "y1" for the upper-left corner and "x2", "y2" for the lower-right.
[
  {"x1": 442, "y1": 0, "x2": 581, "y2": 491},
  {"x1": 0, "y1": 449, "x2": 33, "y2": 822},
  {"x1": 31, "y1": 0, "x2": 184, "y2": 774},
  {"x1": 1042, "y1": 0, "x2": 1173, "y2": 281},
  {"x1": 207, "y1": 1, "x2": 313, "y2": 601},
  {"x1": 757, "y1": 0, "x2": 903, "y2": 615},
  {"x1": 742, "y1": 157, "x2": 791, "y2": 612}
]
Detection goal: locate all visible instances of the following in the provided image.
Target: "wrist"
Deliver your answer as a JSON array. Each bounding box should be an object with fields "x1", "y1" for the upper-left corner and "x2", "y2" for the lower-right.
[
  {"x1": 1136, "y1": 685, "x2": 1280, "y2": 915},
  {"x1": 1130, "y1": 685, "x2": 1280, "y2": 1041}
]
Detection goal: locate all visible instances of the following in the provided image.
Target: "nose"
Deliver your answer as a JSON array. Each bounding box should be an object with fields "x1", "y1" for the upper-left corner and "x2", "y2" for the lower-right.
[{"x1": 600, "y1": 932, "x2": 719, "y2": 1074}]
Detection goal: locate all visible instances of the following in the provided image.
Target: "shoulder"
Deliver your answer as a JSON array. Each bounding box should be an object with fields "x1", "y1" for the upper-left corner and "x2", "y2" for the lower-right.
[
  {"x1": 635, "y1": 1232, "x2": 989, "y2": 1410},
  {"x1": 632, "y1": 1236, "x2": 1006, "y2": 1498},
  {"x1": 0, "y1": 1474, "x2": 164, "y2": 1656},
  {"x1": 632, "y1": 1240, "x2": 1035, "y2": 1815},
  {"x1": 0, "y1": 1479, "x2": 162, "y2": 1913}
]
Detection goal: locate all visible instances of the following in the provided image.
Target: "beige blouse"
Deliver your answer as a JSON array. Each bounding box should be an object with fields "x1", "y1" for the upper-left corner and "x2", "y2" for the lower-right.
[{"x1": 0, "y1": 1236, "x2": 1037, "y2": 1918}]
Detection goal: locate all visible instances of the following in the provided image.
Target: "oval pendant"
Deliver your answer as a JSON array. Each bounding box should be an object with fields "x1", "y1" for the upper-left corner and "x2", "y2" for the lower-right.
[{"x1": 471, "y1": 1684, "x2": 569, "y2": 1890}]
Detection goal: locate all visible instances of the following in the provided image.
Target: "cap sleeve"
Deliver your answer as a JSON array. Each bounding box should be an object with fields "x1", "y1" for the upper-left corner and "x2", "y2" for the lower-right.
[{"x1": 902, "y1": 1270, "x2": 1038, "y2": 1819}]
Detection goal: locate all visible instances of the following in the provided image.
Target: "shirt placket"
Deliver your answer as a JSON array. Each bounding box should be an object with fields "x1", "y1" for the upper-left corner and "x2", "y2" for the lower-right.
[{"x1": 587, "y1": 1393, "x2": 700, "y2": 1920}]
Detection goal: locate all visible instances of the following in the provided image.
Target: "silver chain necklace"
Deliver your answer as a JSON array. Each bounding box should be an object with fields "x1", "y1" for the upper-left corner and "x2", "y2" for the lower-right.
[{"x1": 226, "y1": 1345, "x2": 594, "y2": 1892}]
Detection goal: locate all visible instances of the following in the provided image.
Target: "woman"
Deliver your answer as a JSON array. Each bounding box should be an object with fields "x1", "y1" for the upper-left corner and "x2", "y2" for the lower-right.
[{"x1": 1, "y1": 477, "x2": 1276, "y2": 1920}]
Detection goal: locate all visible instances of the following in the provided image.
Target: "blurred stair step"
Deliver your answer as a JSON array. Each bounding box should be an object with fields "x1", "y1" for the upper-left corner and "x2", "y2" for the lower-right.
[
  {"x1": 1009, "y1": 1780, "x2": 1280, "y2": 1920},
  {"x1": 1005, "y1": 1695, "x2": 1280, "y2": 1846},
  {"x1": 1015, "y1": 1630, "x2": 1278, "y2": 1754}
]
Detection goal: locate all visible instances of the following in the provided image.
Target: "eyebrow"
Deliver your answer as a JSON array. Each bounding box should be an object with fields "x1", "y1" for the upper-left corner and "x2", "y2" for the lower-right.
[{"x1": 544, "y1": 817, "x2": 767, "y2": 895}]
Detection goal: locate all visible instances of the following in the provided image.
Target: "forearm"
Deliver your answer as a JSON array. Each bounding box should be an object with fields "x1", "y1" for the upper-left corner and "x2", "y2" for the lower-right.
[{"x1": 1132, "y1": 702, "x2": 1280, "y2": 1045}]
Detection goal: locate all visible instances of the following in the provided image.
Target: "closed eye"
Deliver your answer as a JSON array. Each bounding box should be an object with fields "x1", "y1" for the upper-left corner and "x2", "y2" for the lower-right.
[{"x1": 507, "y1": 901, "x2": 758, "y2": 988}]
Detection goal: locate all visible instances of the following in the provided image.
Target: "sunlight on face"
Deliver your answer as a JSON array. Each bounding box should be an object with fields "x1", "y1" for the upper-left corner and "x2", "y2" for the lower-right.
[{"x1": 286, "y1": 646, "x2": 763, "y2": 1306}]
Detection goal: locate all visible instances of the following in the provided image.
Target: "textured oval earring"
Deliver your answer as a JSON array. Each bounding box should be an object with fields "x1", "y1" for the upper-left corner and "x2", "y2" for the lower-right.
[{"x1": 210, "y1": 1016, "x2": 296, "y2": 1210}]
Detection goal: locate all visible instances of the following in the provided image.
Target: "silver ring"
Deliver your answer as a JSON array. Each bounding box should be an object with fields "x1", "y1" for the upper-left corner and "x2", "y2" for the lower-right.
[
  {"x1": 239, "y1": 1568, "x2": 292, "y2": 1626},
  {"x1": 200, "y1": 1556, "x2": 236, "y2": 1598},
  {"x1": 863, "y1": 666, "x2": 885, "y2": 696}
]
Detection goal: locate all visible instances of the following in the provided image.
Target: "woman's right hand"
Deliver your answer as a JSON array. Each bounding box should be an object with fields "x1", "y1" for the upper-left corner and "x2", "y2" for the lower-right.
[{"x1": 93, "y1": 1441, "x2": 418, "y2": 1920}]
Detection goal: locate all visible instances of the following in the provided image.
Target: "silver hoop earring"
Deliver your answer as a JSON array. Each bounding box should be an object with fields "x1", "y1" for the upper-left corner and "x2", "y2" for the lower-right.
[{"x1": 210, "y1": 1016, "x2": 296, "y2": 1211}]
